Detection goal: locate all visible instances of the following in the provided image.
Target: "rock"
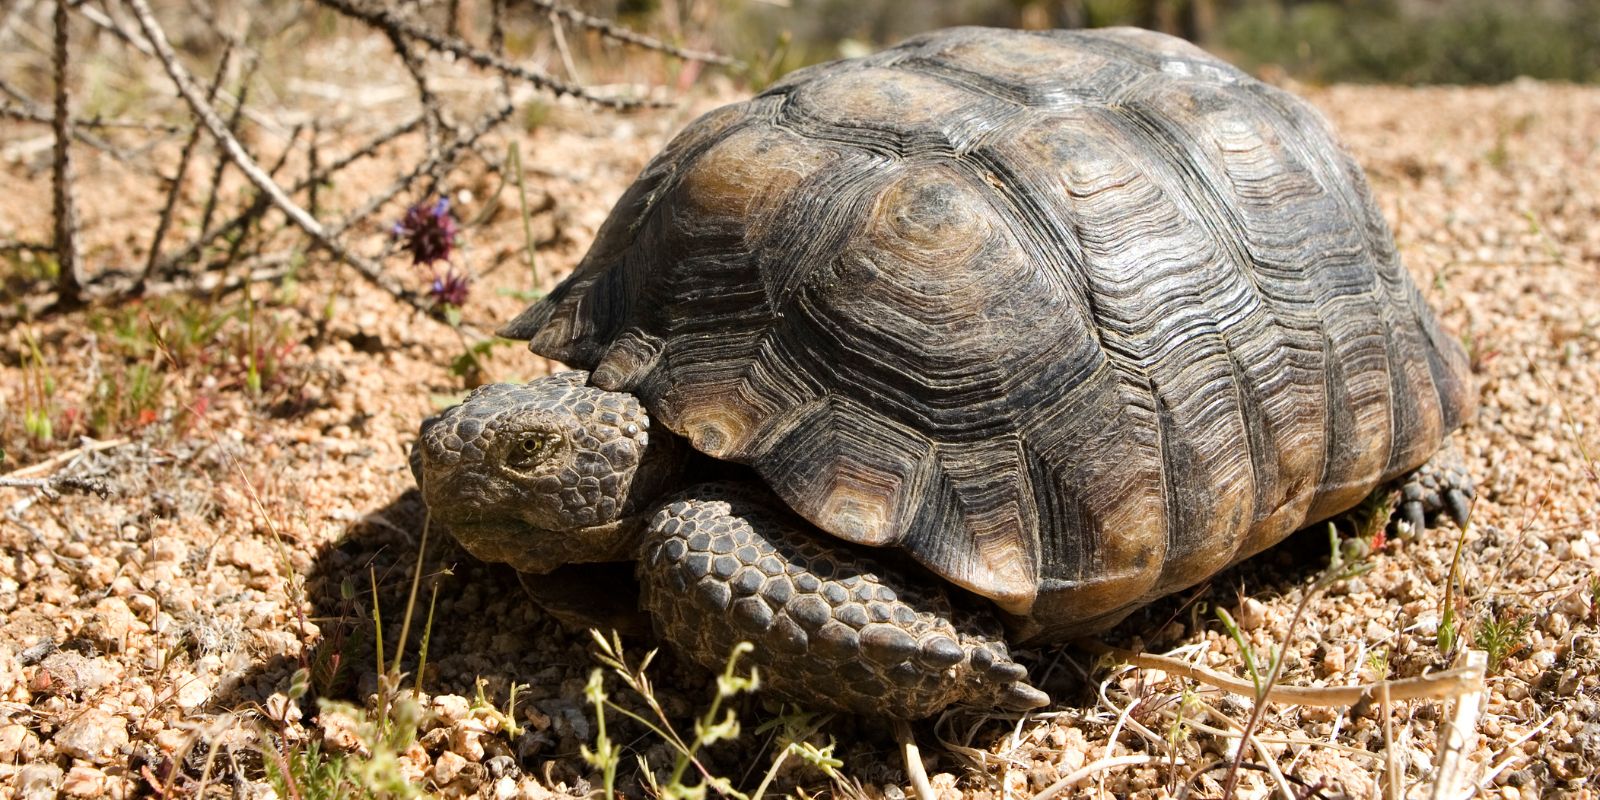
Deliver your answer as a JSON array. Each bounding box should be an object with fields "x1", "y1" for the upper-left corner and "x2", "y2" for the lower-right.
[
  {"x1": 226, "y1": 538, "x2": 275, "y2": 575},
  {"x1": 37, "y1": 652, "x2": 116, "y2": 697},
  {"x1": 319, "y1": 708, "x2": 365, "y2": 755},
  {"x1": 434, "y1": 750, "x2": 468, "y2": 785},
  {"x1": 431, "y1": 694, "x2": 471, "y2": 726},
  {"x1": 493, "y1": 776, "x2": 519, "y2": 800},
  {"x1": 172, "y1": 672, "x2": 211, "y2": 711},
  {"x1": 264, "y1": 692, "x2": 302, "y2": 726},
  {"x1": 148, "y1": 537, "x2": 188, "y2": 564},
  {"x1": 1236, "y1": 597, "x2": 1269, "y2": 631},
  {"x1": 53, "y1": 707, "x2": 129, "y2": 764},
  {"x1": 82, "y1": 597, "x2": 140, "y2": 652},
  {"x1": 0, "y1": 722, "x2": 40, "y2": 763},
  {"x1": 1556, "y1": 589, "x2": 1592, "y2": 620},
  {"x1": 61, "y1": 765, "x2": 108, "y2": 797},
  {"x1": 16, "y1": 762, "x2": 63, "y2": 800}
]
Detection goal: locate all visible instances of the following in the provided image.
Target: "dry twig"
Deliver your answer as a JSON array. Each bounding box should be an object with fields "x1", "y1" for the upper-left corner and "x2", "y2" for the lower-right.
[
  {"x1": 50, "y1": 0, "x2": 85, "y2": 307},
  {"x1": 125, "y1": 0, "x2": 432, "y2": 317},
  {"x1": 1428, "y1": 649, "x2": 1489, "y2": 800},
  {"x1": 0, "y1": 101, "x2": 182, "y2": 132},
  {"x1": 147, "y1": 113, "x2": 424, "y2": 279},
  {"x1": 139, "y1": 39, "x2": 236, "y2": 291},
  {"x1": 526, "y1": 0, "x2": 741, "y2": 67},
  {"x1": 313, "y1": 0, "x2": 670, "y2": 110},
  {"x1": 1083, "y1": 641, "x2": 1487, "y2": 706}
]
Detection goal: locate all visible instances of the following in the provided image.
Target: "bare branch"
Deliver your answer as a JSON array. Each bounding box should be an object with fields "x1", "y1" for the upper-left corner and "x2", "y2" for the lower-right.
[
  {"x1": 0, "y1": 240, "x2": 53, "y2": 254},
  {"x1": 124, "y1": 0, "x2": 432, "y2": 318},
  {"x1": 331, "y1": 103, "x2": 514, "y2": 239},
  {"x1": 0, "y1": 74, "x2": 148, "y2": 164},
  {"x1": 0, "y1": 472, "x2": 111, "y2": 499},
  {"x1": 0, "y1": 101, "x2": 183, "y2": 132},
  {"x1": 139, "y1": 39, "x2": 235, "y2": 291},
  {"x1": 148, "y1": 113, "x2": 424, "y2": 277},
  {"x1": 1083, "y1": 641, "x2": 1486, "y2": 706},
  {"x1": 379, "y1": 22, "x2": 443, "y2": 162},
  {"x1": 313, "y1": 0, "x2": 670, "y2": 111},
  {"x1": 50, "y1": 0, "x2": 85, "y2": 307},
  {"x1": 525, "y1": 0, "x2": 742, "y2": 67},
  {"x1": 197, "y1": 52, "x2": 258, "y2": 238}
]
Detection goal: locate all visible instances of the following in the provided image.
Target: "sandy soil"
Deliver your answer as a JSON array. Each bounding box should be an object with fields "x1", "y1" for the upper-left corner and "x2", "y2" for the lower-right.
[{"x1": 1, "y1": 76, "x2": 1598, "y2": 799}]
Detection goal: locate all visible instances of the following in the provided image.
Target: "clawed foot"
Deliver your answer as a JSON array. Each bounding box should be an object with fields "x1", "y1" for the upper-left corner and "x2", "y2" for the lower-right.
[
  {"x1": 638, "y1": 483, "x2": 1049, "y2": 718},
  {"x1": 1395, "y1": 449, "x2": 1475, "y2": 535}
]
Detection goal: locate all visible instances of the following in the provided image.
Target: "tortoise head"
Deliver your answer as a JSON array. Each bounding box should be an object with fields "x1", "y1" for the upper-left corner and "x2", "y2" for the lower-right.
[{"x1": 411, "y1": 372, "x2": 686, "y2": 573}]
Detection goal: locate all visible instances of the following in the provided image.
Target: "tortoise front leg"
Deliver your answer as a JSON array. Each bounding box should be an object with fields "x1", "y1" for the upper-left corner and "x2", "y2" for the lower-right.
[{"x1": 636, "y1": 483, "x2": 1048, "y2": 718}]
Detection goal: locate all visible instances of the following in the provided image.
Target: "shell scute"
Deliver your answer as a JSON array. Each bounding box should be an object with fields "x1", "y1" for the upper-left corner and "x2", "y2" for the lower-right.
[{"x1": 505, "y1": 28, "x2": 1474, "y2": 628}]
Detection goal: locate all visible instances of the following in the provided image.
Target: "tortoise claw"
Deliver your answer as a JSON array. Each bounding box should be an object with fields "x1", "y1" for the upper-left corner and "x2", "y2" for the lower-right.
[
  {"x1": 1402, "y1": 500, "x2": 1427, "y2": 538},
  {"x1": 994, "y1": 681, "x2": 1051, "y2": 711},
  {"x1": 1445, "y1": 489, "x2": 1473, "y2": 527}
]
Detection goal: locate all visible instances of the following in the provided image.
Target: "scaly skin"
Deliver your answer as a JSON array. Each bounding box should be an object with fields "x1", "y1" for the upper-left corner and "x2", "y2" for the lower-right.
[
  {"x1": 638, "y1": 483, "x2": 1048, "y2": 717},
  {"x1": 412, "y1": 373, "x2": 1048, "y2": 718}
]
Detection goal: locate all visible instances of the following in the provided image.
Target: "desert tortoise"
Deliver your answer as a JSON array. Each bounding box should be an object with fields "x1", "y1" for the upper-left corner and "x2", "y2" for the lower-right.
[{"x1": 413, "y1": 26, "x2": 1475, "y2": 718}]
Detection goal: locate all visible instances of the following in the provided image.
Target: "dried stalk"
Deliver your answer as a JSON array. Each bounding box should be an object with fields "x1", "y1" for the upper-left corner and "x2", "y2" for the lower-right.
[
  {"x1": 1084, "y1": 641, "x2": 1486, "y2": 706},
  {"x1": 50, "y1": 0, "x2": 86, "y2": 307},
  {"x1": 197, "y1": 53, "x2": 258, "y2": 238},
  {"x1": 525, "y1": 0, "x2": 741, "y2": 67},
  {"x1": 139, "y1": 39, "x2": 235, "y2": 291},
  {"x1": 0, "y1": 101, "x2": 182, "y2": 132},
  {"x1": 379, "y1": 23, "x2": 443, "y2": 164},
  {"x1": 0, "y1": 240, "x2": 53, "y2": 255},
  {"x1": 0, "y1": 74, "x2": 144, "y2": 163},
  {"x1": 147, "y1": 113, "x2": 423, "y2": 278},
  {"x1": 125, "y1": 0, "x2": 430, "y2": 317},
  {"x1": 331, "y1": 103, "x2": 514, "y2": 239},
  {"x1": 313, "y1": 0, "x2": 670, "y2": 110},
  {"x1": 306, "y1": 120, "x2": 321, "y2": 218}
]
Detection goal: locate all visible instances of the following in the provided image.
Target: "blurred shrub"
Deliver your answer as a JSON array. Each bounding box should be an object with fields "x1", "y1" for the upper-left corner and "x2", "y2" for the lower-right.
[
  {"x1": 633, "y1": 0, "x2": 1600, "y2": 84},
  {"x1": 1217, "y1": 0, "x2": 1600, "y2": 84}
]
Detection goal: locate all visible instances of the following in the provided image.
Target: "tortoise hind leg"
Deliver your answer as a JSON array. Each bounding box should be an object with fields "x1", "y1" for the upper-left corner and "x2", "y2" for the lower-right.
[
  {"x1": 1394, "y1": 445, "x2": 1475, "y2": 535},
  {"x1": 636, "y1": 483, "x2": 1048, "y2": 718}
]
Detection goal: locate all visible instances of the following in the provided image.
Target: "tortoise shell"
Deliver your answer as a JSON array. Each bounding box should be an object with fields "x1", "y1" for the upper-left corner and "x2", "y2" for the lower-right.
[{"x1": 501, "y1": 26, "x2": 1473, "y2": 638}]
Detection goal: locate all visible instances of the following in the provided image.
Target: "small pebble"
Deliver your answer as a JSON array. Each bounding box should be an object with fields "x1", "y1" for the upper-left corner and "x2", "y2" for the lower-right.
[{"x1": 53, "y1": 707, "x2": 129, "y2": 764}]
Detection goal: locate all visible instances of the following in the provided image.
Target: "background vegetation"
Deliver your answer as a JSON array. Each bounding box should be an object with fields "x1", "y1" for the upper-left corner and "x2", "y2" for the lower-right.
[{"x1": 684, "y1": 0, "x2": 1600, "y2": 85}]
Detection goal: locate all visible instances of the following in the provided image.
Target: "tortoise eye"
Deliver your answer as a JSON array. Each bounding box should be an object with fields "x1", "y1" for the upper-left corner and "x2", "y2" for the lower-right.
[{"x1": 509, "y1": 434, "x2": 556, "y2": 468}]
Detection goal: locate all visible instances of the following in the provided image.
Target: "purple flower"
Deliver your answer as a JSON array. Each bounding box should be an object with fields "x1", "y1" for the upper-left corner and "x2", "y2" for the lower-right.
[
  {"x1": 430, "y1": 268, "x2": 471, "y2": 307},
  {"x1": 393, "y1": 197, "x2": 458, "y2": 266}
]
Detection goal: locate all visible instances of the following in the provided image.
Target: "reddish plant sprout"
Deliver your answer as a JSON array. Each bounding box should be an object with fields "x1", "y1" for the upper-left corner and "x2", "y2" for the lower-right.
[
  {"x1": 393, "y1": 196, "x2": 458, "y2": 267},
  {"x1": 430, "y1": 268, "x2": 471, "y2": 307}
]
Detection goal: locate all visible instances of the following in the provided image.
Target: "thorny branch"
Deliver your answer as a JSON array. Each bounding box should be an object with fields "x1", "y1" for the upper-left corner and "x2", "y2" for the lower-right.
[
  {"x1": 139, "y1": 39, "x2": 236, "y2": 290},
  {"x1": 5, "y1": 0, "x2": 712, "y2": 326},
  {"x1": 50, "y1": 0, "x2": 85, "y2": 308},
  {"x1": 526, "y1": 0, "x2": 742, "y2": 67},
  {"x1": 125, "y1": 0, "x2": 430, "y2": 314},
  {"x1": 313, "y1": 0, "x2": 672, "y2": 110}
]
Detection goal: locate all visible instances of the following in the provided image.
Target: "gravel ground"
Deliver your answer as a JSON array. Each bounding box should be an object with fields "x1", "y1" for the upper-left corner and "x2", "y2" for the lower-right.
[{"x1": 2, "y1": 78, "x2": 1598, "y2": 799}]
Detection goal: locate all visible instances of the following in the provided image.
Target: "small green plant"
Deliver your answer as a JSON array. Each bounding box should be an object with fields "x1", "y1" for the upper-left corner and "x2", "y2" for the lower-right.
[
  {"x1": 447, "y1": 336, "x2": 508, "y2": 387},
  {"x1": 1437, "y1": 519, "x2": 1474, "y2": 658},
  {"x1": 1474, "y1": 608, "x2": 1532, "y2": 674},
  {"x1": 582, "y1": 630, "x2": 841, "y2": 800},
  {"x1": 20, "y1": 327, "x2": 56, "y2": 442},
  {"x1": 1219, "y1": 523, "x2": 1373, "y2": 796},
  {"x1": 506, "y1": 140, "x2": 542, "y2": 299},
  {"x1": 1365, "y1": 648, "x2": 1390, "y2": 680},
  {"x1": 471, "y1": 676, "x2": 528, "y2": 739},
  {"x1": 264, "y1": 739, "x2": 359, "y2": 800},
  {"x1": 1214, "y1": 606, "x2": 1269, "y2": 697}
]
